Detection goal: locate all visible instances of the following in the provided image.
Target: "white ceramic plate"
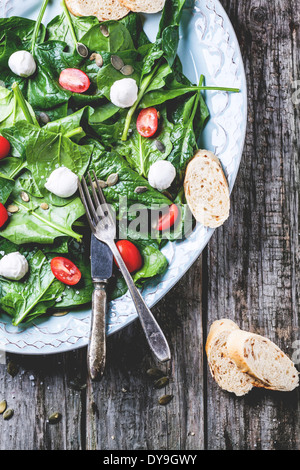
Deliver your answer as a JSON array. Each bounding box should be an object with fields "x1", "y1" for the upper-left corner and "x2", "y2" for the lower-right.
[{"x1": 0, "y1": 0, "x2": 247, "y2": 354}]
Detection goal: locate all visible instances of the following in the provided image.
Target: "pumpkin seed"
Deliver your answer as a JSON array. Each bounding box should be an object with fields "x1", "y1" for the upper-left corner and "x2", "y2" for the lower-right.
[
  {"x1": 40, "y1": 203, "x2": 49, "y2": 210},
  {"x1": 120, "y1": 64, "x2": 134, "y2": 76},
  {"x1": 20, "y1": 191, "x2": 30, "y2": 202},
  {"x1": 7, "y1": 204, "x2": 19, "y2": 213},
  {"x1": 52, "y1": 310, "x2": 69, "y2": 317},
  {"x1": 89, "y1": 52, "x2": 97, "y2": 61},
  {"x1": 0, "y1": 400, "x2": 7, "y2": 414},
  {"x1": 154, "y1": 376, "x2": 169, "y2": 389},
  {"x1": 134, "y1": 186, "x2": 148, "y2": 194},
  {"x1": 106, "y1": 173, "x2": 119, "y2": 186},
  {"x1": 3, "y1": 408, "x2": 14, "y2": 420},
  {"x1": 7, "y1": 361, "x2": 19, "y2": 377},
  {"x1": 48, "y1": 412, "x2": 62, "y2": 424},
  {"x1": 111, "y1": 55, "x2": 124, "y2": 71},
  {"x1": 158, "y1": 394, "x2": 173, "y2": 406},
  {"x1": 154, "y1": 140, "x2": 165, "y2": 153},
  {"x1": 146, "y1": 367, "x2": 164, "y2": 378},
  {"x1": 76, "y1": 42, "x2": 89, "y2": 58},
  {"x1": 100, "y1": 24, "x2": 109, "y2": 37},
  {"x1": 69, "y1": 377, "x2": 87, "y2": 391},
  {"x1": 95, "y1": 53, "x2": 103, "y2": 68},
  {"x1": 93, "y1": 179, "x2": 107, "y2": 189},
  {"x1": 39, "y1": 111, "x2": 51, "y2": 125}
]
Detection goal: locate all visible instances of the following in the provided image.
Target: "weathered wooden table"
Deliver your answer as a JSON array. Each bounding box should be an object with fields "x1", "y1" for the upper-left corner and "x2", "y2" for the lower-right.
[{"x1": 0, "y1": 0, "x2": 299, "y2": 450}]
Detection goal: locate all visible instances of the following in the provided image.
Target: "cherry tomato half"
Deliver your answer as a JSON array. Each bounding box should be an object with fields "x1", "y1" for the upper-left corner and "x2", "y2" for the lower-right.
[
  {"x1": 0, "y1": 136, "x2": 10, "y2": 160},
  {"x1": 50, "y1": 257, "x2": 82, "y2": 286},
  {"x1": 58, "y1": 68, "x2": 90, "y2": 93},
  {"x1": 156, "y1": 204, "x2": 179, "y2": 231},
  {"x1": 114, "y1": 240, "x2": 143, "y2": 273},
  {"x1": 136, "y1": 107, "x2": 158, "y2": 138},
  {"x1": 0, "y1": 203, "x2": 8, "y2": 228}
]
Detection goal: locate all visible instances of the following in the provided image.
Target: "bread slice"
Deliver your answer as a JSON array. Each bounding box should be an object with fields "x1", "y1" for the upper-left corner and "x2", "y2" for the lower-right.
[
  {"x1": 118, "y1": 0, "x2": 165, "y2": 13},
  {"x1": 205, "y1": 318, "x2": 240, "y2": 357},
  {"x1": 184, "y1": 149, "x2": 230, "y2": 228},
  {"x1": 65, "y1": 0, "x2": 130, "y2": 22},
  {"x1": 206, "y1": 327, "x2": 258, "y2": 396},
  {"x1": 227, "y1": 330, "x2": 299, "y2": 391}
]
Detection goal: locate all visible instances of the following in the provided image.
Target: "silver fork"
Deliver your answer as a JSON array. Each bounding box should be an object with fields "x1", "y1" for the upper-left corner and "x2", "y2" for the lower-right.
[{"x1": 78, "y1": 171, "x2": 171, "y2": 364}]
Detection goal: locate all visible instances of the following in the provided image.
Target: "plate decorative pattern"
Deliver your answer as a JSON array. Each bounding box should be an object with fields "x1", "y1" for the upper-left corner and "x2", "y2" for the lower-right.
[{"x1": 0, "y1": 0, "x2": 247, "y2": 354}]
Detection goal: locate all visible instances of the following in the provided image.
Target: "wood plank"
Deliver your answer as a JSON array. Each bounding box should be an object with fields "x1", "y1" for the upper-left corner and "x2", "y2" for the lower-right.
[{"x1": 205, "y1": 0, "x2": 300, "y2": 450}]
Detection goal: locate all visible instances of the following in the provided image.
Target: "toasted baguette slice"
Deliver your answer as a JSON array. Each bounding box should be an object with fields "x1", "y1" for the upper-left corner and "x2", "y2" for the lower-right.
[
  {"x1": 118, "y1": 0, "x2": 165, "y2": 13},
  {"x1": 227, "y1": 330, "x2": 299, "y2": 391},
  {"x1": 206, "y1": 327, "x2": 258, "y2": 396},
  {"x1": 184, "y1": 149, "x2": 230, "y2": 228},
  {"x1": 65, "y1": 0, "x2": 130, "y2": 21}
]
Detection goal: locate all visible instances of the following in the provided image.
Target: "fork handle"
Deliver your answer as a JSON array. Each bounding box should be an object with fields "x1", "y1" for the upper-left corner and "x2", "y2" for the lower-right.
[
  {"x1": 88, "y1": 280, "x2": 107, "y2": 380},
  {"x1": 108, "y1": 241, "x2": 171, "y2": 363}
]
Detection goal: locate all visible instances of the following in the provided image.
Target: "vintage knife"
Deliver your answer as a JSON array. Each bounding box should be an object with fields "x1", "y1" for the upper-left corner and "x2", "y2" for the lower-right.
[{"x1": 88, "y1": 234, "x2": 113, "y2": 380}]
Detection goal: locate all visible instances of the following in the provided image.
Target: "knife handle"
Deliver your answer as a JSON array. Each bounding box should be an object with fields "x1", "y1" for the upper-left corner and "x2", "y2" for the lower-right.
[{"x1": 88, "y1": 281, "x2": 107, "y2": 380}]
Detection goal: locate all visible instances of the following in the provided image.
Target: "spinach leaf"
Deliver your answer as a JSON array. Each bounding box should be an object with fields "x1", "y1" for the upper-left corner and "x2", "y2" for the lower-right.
[
  {"x1": 47, "y1": 12, "x2": 99, "y2": 50},
  {"x1": 0, "y1": 17, "x2": 46, "y2": 50},
  {"x1": 0, "y1": 249, "x2": 64, "y2": 326},
  {"x1": 0, "y1": 86, "x2": 38, "y2": 130},
  {"x1": 0, "y1": 173, "x2": 14, "y2": 204}
]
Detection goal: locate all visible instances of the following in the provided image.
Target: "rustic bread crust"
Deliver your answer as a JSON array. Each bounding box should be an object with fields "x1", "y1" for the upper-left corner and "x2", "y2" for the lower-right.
[{"x1": 65, "y1": 0, "x2": 130, "y2": 21}]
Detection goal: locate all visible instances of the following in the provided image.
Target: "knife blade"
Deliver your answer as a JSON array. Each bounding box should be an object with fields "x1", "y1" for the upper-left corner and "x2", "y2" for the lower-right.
[{"x1": 88, "y1": 234, "x2": 113, "y2": 380}]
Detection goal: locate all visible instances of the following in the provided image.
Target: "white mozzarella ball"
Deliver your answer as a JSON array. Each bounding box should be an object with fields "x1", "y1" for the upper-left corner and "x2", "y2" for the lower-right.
[
  {"x1": 44, "y1": 166, "x2": 78, "y2": 198},
  {"x1": 110, "y1": 78, "x2": 138, "y2": 108},
  {"x1": 8, "y1": 50, "x2": 37, "y2": 78},
  {"x1": 148, "y1": 160, "x2": 176, "y2": 191},
  {"x1": 0, "y1": 252, "x2": 29, "y2": 280}
]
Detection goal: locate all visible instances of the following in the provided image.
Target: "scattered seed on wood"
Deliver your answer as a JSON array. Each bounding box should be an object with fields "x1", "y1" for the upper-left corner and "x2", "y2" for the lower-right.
[
  {"x1": 146, "y1": 368, "x2": 164, "y2": 378},
  {"x1": 100, "y1": 24, "x2": 109, "y2": 37},
  {"x1": 40, "y1": 203, "x2": 49, "y2": 210},
  {"x1": 48, "y1": 412, "x2": 62, "y2": 424},
  {"x1": 7, "y1": 205, "x2": 19, "y2": 213},
  {"x1": 111, "y1": 55, "x2": 124, "y2": 71},
  {"x1": 7, "y1": 361, "x2": 19, "y2": 377},
  {"x1": 20, "y1": 191, "x2": 30, "y2": 202},
  {"x1": 106, "y1": 173, "x2": 119, "y2": 186},
  {"x1": 69, "y1": 378, "x2": 87, "y2": 391},
  {"x1": 39, "y1": 111, "x2": 51, "y2": 124},
  {"x1": 154, "y1": 140, "x2": 165, "y2": 153},
  {"x1": 95, "y1": 53, "x2": 103, "y2": 68},
  {"x1": 158, "y1": 394, "x2": 173, "y2": 406},
  {"x1": 0, "y1": 400, "x2": 7, "y2": 414},
  {"x1": 76, "y1": 42, "x2": 89, "y2": 58},
  {"x1": 3, "y1": 408, "x2": 14, "y2": 420},
  {"x1": 134, "y1": 186, "x2": 148, "y2": 194},
  {"x1": 120, "y1": 64, "x2": 134, "y2": 76},
  {"x1": 154, "y1": 376, "x2": 169, "y2": 389}
]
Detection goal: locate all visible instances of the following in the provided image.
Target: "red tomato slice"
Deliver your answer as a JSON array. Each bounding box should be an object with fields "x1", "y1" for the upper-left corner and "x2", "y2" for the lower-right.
[
  {"x1": 50, "y1": 257, "x2": 82, "y2": 285},
  {"x1": 0, "y1": 136, "x2": 10, "y2": 160},
  {"x1": 114, "y1": 240, "x2": 143, "y2": 273},
  {"x1": 58, "y1": 68, "x2": 90, "y2": 93},
  {"x1": 156, "y1": 204, "x2": 179, "y2": 231},
  {"x1": 136, "y1": 107, "x2": 158, "y2": 137},
  {"x1": 0, "y1": 203, "x2": 8, "y2": 228}
]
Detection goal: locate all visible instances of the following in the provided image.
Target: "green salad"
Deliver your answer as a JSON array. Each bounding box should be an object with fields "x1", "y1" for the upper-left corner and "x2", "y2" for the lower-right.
[{"x1": 0, "y1": 0, "x2": 238, "y2": 326}]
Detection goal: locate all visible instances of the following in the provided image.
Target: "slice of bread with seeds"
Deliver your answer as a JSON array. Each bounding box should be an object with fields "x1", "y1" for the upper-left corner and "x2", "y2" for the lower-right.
[
  {"x1": 184, "y1": 149, "x2": 230, "y2": 228},
  {"x1": 118, "y1": 0, "x2": 165, "y2": 13},
  {"x1": 65, "y1": 0, "x2": 130, "y2": 22},
  {"x1": 226, "y1": 330, "x2": 299, "y2": 391}
]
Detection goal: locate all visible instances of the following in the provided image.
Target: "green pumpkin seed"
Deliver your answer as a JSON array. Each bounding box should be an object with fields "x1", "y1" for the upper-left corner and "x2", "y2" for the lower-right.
[
  {"x1": 0, "y1": 400, "x2": 7, "y2": 414},
  {"x1": 158, "y1": 394, "x2": 173, "y2": 406},
  {"x1": 134, "y1": 186, "x2": 148, "y2": 194},
  {"x1": 95, "y1": 54, "x2": 103, "y2": 68},
  {"x1": 7, "y1": 361, "x2": 19, "y2": 377},
  {"x1": 154, "y1": 376, "x2": 169, "y2": 389},
  {"x1": 100, "y1": 24, "x2": 109, "y2": 37},
  {"x1": 146, "y1": 368, "x2": 164, "y2": 379},
  {"x1": 154, "y1": 140, "x2": 165, "y2": 153},
  {"x1": 111, "y1": 55, "x2": 124, "y2": 71},
  {"x1": 48, "y1": 412, "x2": 62, "y2": 424},
  {"x1": 3, "y1": 408, "x2": 14, "y2": 420},
  {"x1": 39, "y1": 111, "x2": 51, "y2": 124},
  {"x1": 93, "y1": 179, "x2": 107, "y2": 189},
  {"x1": 120, "y1": 64, "x2": 134, "y2": 76},
  {"x1": 7, "y1": 204, "x2": 19, "y2": 213},
  {"x1": 89, "y1": 52, "x2": 97, "y2": 61},
  {"x1": 40, "y1": 203, "x2": 49, "y2": 210},
  {"x1": 76, "y1": 42, "x2": 88, "y2": 58},
  {"x1": 106, "y1": 173, "x2": 119, "y2": 186},
  {"x1": 52, "y1": 310, "x2": 69, "y2": 317}
]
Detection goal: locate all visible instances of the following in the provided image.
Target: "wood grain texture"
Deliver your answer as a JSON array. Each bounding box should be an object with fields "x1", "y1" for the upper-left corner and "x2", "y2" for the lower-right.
[{"x1": 0, "y1": 0, "x2": 299, "y2": 450}]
